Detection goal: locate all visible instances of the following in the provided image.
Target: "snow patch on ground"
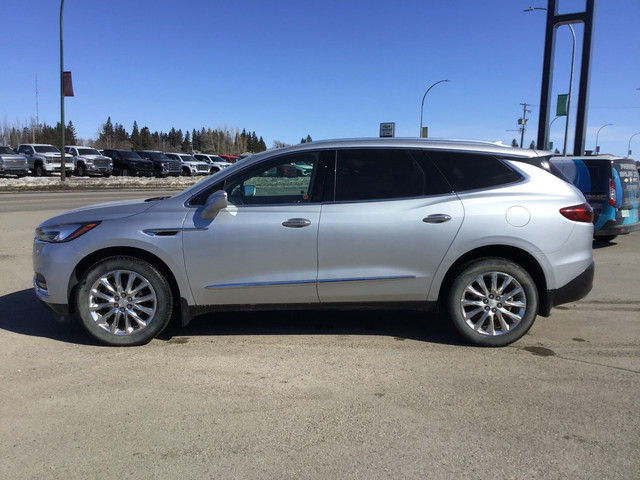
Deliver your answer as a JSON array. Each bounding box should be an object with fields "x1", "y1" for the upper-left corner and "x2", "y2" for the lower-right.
[{"x1": 0, "y1": 174, "x2": 204, "y2": 192}]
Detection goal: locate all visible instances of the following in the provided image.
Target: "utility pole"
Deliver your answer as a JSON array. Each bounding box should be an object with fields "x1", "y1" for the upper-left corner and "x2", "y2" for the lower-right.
[{"x1": 518, "y1": 103, "x2": 532, "y2": 148}]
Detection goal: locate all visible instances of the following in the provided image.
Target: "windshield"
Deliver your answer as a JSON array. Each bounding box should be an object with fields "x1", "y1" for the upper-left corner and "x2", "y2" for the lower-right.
[
  {"x1": 122, "y1": 151, "x2": 143, "y2": 160},
  {"x1": 34, "y1": 145, "x2": 60, "y2": 153},
  {"x1": 0, "y1": 146, "x2": 15, "y2": 154},
  {"x1": 180, "y1": 155, "x2": 198, "y2": 162},
  {"x1": 77, "y1": 148, "x2": 102, "y2": 156},
  {"x1": 145, "y1": 151, "x2": 170, "y2": 160}
]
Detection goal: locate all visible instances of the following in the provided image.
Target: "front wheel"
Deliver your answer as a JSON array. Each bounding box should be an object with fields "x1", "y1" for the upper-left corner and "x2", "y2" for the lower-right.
[
  {"x1": 121, "y1": 167, "x2": 130, "y2": 177},
  {"x1": 75, "y1": 256, "x2": 173, "y2": 346},
  {"x1": 447, "y1": 258, "x2": 538, "y2": 347},
  {"x1": 77, "y1": 164, "x2": 86, "y2": 176}
]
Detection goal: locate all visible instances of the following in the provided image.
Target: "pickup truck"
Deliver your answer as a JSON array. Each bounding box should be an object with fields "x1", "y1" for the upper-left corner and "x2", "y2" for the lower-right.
[
  {"x1": 165, "y1": 152, "x2": 210, "y2": 176},
  {"x1": 65, "y1": 146, "x2": 113, "y2": 177},
  {"x1": 15, "y1": 143, "x2": 72, "y2": 177},
  {"x1": 0, "y1": 146, "x2": 29, "y2": 177}
]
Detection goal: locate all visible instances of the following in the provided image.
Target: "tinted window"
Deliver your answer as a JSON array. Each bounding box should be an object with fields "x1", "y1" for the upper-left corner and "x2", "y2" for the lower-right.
[
  {"x1": 334, "y1": 149, "x2": 450, "y2": 202},
  {"x1": 427, "y1": 151, "x2": 522, "y2": 192},
  {"x1": 34, "y1": 145, "x2": 60, "y2": 153},
  {"x1": 224, "y1": 152, "x2": 320, "y2": 206}
]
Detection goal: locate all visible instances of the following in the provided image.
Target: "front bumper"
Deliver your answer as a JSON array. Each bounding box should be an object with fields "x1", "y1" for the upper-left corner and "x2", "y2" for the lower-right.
[
  {"x1": 85, "y1": 164, "x2": 113, "y2": 176},
  {"x1": 0, "y1": 166, "x2": 29, "y2": 175}
]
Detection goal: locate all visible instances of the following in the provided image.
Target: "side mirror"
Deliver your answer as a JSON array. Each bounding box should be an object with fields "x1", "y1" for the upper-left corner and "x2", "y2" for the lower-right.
[
  {"x1": 202, "y1": 190, "x2": 228, "y2": 219},
  {"x1": 241, "y1": 185, "x2": 256, "y2": 197}
]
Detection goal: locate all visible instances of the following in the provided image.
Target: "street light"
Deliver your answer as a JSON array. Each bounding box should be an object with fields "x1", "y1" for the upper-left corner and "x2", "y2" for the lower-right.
[
  {"x1": 628, "y1": 132, "x2": 640, "y2": 157},
  {"x1": 60, "y1": 0, "x2": 66, "y2": 181},
  {"x1": 525, "y1": 7, "x2": 575, "y2": 156},
  {"x1": 595, "y1": 123, "x2": 613, "y2": 155},
  {"x1": 420, "y1": 79, "x2": 450, "y2": 137}
]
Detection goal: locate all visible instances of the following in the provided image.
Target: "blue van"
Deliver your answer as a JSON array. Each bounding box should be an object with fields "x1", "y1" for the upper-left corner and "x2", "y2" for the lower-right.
[{"x1": 550, "y1": 155, "x2": 640, "y2": 241}]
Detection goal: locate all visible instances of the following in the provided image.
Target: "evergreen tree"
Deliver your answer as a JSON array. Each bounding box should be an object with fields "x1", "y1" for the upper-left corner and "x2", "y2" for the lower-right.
[
  {"x1": 257, "y1": 136, "x2": 267, "y2": 152},
  {"x1": 65, "y1": 121, "x2": 77, "y2": 146},
  {"x1": 182, "y1": 131, "x2": 192, "y2": 152},
  {"x1": 98, "y1": 117, "x2": 115, "y2": 148},
  {"x1": 130, "y1": 121, "x2": 141, "y2": 150},
  {"x1": 140, "y1": 126, "x2": 154, "y2": 149},
  {"x1": 192, "y1": 128, "x2": 200, "y2": 152},
  {"x1": 114, "y1": 123, "x2": 129, "y2": 147}
]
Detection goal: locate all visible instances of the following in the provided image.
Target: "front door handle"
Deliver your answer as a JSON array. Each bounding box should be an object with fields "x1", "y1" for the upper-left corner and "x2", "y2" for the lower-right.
[
  {"x1": 282, "y1": 218, "x2": 311, "y2": 228},
  {"x1": 423, "y1": 214, "x2": 452, "y2": 224}
]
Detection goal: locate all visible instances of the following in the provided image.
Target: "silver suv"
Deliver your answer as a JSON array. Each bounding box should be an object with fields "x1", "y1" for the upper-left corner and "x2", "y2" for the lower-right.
[{"x1": 33, "y1": 138, "x2": 594, "y2": 347}]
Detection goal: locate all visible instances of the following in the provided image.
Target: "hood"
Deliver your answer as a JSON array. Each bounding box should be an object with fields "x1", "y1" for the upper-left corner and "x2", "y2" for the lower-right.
[
  {"x1": 38, "y1": 197, "x2": 161, "y2": 227},
  {"x1": 80, "y1": 154, "x2": 111, "y2": 161}
]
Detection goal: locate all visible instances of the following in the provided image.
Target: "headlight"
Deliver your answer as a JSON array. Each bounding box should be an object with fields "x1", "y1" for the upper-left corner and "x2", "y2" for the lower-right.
[{"x1": 35, "y1": 222, "x2": 100, "y2": 243}]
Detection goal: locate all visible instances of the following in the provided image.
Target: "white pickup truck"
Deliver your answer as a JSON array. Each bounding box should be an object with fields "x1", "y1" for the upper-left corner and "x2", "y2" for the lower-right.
[
  {"x1": 16, "y1": 143, "x2": 72, "y2": 177},
  {"x1": 65, "y1": 146, "x2": 113, "y2": 177}
]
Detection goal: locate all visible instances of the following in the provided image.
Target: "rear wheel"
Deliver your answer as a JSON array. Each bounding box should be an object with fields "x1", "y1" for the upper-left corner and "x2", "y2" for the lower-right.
[
  {"x1": 447, "y1": 258, "x2": 538, "y2": 347},
  {"x1": 75, "y1": 256, "x2": 173, "y2": 346}
]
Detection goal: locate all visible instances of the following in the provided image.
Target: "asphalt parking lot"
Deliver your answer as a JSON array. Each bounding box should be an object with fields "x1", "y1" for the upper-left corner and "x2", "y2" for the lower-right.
[{"x1": 1, "y1": 190, "x2": 639, "y2": 479}]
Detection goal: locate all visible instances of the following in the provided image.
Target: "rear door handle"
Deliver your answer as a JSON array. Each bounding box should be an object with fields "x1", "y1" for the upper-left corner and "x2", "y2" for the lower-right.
[
  {"x1": 282, "y1": 218, "x2": 311, "y2": 228},
  {"x1": 423, "y1": 214, "x2": 452, "y2": 224}
]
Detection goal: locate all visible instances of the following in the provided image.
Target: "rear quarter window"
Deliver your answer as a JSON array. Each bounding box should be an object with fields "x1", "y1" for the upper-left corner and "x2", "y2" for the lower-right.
[{"x1": 427, "y1": 151, "x2": 523, "y2": 192}]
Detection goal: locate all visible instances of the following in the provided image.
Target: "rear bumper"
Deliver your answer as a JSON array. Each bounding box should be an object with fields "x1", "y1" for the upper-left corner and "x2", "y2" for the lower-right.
[
  {"x1": 595, "y1": 220, "x2": 640, "y2": 237},
  {"x1": 540, "y1": 261, "x2": 594, "y2": 316}
]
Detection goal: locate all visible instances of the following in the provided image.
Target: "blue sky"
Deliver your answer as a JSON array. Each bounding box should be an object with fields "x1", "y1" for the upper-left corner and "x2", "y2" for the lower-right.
[{"x1": 1, "y1": 0, "x2": 639, "y2": 157}]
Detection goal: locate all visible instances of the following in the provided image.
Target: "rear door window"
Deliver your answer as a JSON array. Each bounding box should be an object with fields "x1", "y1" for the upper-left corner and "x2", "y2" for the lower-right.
[{"x1": 333, "y1": 149, "x2": 450, "y2": 202}]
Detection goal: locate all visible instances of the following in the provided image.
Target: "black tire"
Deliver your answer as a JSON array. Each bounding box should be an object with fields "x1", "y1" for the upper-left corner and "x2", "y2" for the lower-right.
[
  {"x1": 447, "y1": 258, "x2": 538, "y2": 347},
  {"x1": 77, "y1": 163, "x2": 86, "y2": 176},
  {"x1": 595, "y1": 234, "x2": 617, "y2": 242},
  {"x1": 121, "y1": 167, "x2": 130, "y2": 177},
  {"x1": 75, "y1": 256, "x2": 173, "y2": 346},
  {"x1": 33, "y1": 164, "x2": 44, "y2": 177},
  {"x1": 210, "y1": 167, "x2": 220, "y2": 175},
  {"x1": 183, "y1": 168, "x2": 191, "y2": 176}
]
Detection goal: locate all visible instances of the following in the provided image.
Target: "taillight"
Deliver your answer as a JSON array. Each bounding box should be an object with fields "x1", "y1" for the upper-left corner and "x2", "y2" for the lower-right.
[
  {"x1": 608, "y1": 179, "x2": 616, "y2": 207},
  {"x1": 560, "y1": 203, "x2": 594, "y2": 223}
]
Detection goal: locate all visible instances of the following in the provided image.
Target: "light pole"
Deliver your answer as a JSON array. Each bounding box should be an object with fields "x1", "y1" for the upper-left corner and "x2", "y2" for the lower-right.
[
  {"x1": 548, "y1": 116, "x2": 561, "y2": 150},
  {"x1": 525, "y1": 7, "x2": 575, "y2": 156},
  {"x1": 420, "y1": 79, "x2": 449, "y2": 137},
  {"x1": 628, "y1": 132, "x2": 640, "y2": 157},
  {"x1": 595, "y1": 123, "x2": 613, "y2": 155},
  {"x1": 60, "y1": 0, "x2": 66, "y2": 181}
]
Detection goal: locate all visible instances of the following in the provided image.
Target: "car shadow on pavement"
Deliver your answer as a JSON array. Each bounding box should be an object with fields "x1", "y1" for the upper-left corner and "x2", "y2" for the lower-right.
[
  {"x1": 0, "y1": 289, "x2": 465, "y2": 346},
  {"x1": 0, "y1": 289, "x2": 100, "y2": 346},
  {"x1": 160, "y1": 309, "x2": 466, "y2": 346},
  {"x1": 592, "y1": 239, "x2": 618, "y2": 249}
]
